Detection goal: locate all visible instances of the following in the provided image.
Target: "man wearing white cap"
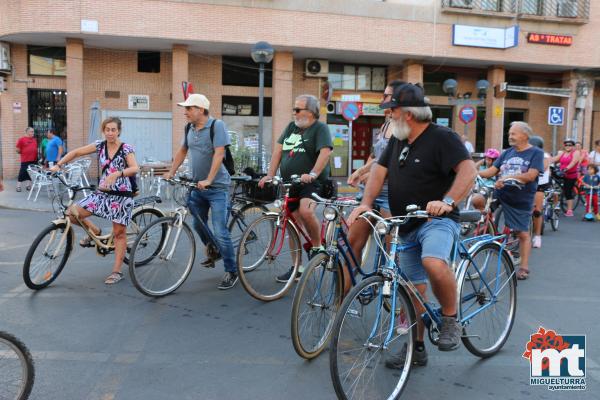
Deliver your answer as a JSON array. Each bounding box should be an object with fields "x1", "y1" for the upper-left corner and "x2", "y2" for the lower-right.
[{"x1": 165, "y1": 93, "x2": 238, "y2": 290}]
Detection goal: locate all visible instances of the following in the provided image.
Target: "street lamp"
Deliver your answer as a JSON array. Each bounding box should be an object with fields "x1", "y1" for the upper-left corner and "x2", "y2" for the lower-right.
[{"x1": 251, "y1": 41, "x2": 274, "y2": 172}]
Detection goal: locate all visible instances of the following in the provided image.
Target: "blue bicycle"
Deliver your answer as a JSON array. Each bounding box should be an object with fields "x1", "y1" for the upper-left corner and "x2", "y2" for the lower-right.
[{"x1": 328, "y1": 207, "x2": 517, "y2": 400}]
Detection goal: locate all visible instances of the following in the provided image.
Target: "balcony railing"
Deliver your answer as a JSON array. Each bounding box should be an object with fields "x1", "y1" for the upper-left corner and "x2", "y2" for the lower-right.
[{"x1": 442, "y1": 0, "x2": 590, "y2": 22}]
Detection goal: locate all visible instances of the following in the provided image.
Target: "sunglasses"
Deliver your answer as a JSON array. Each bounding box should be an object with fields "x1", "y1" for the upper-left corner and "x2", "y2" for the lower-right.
[
  {"x1": 398, "y1": 145, "x2": 410, "y2": 167},
  {"x1": 293, "y1": 108, "x2": 308, "y2": 114}
]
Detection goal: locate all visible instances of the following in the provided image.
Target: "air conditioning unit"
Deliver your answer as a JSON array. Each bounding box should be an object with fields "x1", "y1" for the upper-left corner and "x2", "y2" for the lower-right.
[
  {"x1": 326, "y1": 102, "x2": 336, "y2": 114},
  {"x1": 0, "y1": 42, "x2": 11, "y2": 74},
  {"x1": 305, "y1": 59, "x2": 329, "y2": 78},
  {"x1": 449, "y1": 0, "x2": 473, "y2": 8},
  {"x1": 557, "y1": 0, "x2": 578, "y2": 18}
]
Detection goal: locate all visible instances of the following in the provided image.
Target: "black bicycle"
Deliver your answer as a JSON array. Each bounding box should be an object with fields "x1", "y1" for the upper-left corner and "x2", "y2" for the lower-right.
[{"x1": 0, "y1": 330, "x2": 35, "y2": 399}]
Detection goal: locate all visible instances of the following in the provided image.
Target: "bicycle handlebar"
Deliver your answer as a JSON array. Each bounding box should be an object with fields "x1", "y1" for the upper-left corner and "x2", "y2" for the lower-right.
[
  {"x1": 311, "y1": 192, "x2": 359, "y2": 207},
  {"x1": 46, "y1": 171, "x2": 96, "y2": 193},
  {"x1": 162, "y1": 177, "x2": 212, "y2": 189}
]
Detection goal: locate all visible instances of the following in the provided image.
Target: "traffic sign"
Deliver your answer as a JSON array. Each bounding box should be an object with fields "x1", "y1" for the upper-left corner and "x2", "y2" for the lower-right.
[
  {"x1": 459, "y1": 106, "x2": 476, "y2": 124},
  {"x1": 548, "y1": 106, "x2": 565, "y2": 126},
  {"x1": 341, "y1": 102, "x2": 361, "y2": 121}
]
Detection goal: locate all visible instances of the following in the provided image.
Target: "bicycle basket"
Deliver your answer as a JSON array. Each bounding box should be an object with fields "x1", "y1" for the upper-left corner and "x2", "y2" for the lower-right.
[{"x1": 243, "y1": 178, "x2": 278, "y2": 202}]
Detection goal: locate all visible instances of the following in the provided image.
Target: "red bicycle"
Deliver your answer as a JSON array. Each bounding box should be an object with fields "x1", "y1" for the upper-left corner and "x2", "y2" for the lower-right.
[{"x1": 236, "y1": 175, "x2": 325, "y2": 301}]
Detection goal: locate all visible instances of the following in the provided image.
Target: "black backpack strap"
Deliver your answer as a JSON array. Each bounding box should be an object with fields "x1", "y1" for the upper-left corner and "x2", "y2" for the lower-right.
[
  {"x1": 209, "y1": 120, "x2": 216, "y2": 147},
  {"x1": 184, "y1": 123, "x2": 192, "y2": 148}
]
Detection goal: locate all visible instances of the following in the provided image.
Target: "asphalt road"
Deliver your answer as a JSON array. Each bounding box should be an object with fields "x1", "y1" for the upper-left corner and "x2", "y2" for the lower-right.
[{"x1": 0, "y1": 208, "x2": 598, "y2": 399}]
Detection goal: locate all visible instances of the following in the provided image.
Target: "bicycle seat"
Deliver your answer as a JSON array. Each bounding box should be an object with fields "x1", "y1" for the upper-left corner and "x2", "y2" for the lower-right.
[{"x1": 459, "y1": 210, "x2": 483, "y2": 223}]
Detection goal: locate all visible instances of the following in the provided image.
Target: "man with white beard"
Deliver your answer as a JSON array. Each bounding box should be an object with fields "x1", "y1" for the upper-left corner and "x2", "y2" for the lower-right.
[
  {"x1": 348, "y1": 83, "x2": 477, "y2": 363},
  {"x1": 259, "y1": 94, "x2": 333, "y2": 282}
]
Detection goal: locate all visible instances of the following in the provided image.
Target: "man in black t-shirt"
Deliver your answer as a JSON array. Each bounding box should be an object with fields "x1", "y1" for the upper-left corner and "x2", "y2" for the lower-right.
[{"x1": 348, "y1": 83, "x2": 476, "y2": 361}]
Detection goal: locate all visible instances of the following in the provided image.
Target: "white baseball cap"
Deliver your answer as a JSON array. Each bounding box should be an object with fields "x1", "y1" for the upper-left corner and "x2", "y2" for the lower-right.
[{"x1": 177, "y1": 93, "x2": 210, "y2": 110}]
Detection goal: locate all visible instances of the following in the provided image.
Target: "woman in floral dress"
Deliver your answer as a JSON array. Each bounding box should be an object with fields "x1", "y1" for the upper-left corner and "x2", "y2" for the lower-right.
[{"x1": 50, "y1": 117, "x2": 139, "y2": 284}]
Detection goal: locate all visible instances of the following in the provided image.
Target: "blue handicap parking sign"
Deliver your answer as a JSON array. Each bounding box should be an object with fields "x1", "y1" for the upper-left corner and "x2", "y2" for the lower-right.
[{"x1": 548, "y1": 107, "x2": 565, "y2": 126}]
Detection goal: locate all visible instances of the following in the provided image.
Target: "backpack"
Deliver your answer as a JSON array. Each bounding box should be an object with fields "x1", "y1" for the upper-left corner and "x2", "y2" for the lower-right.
[{"x1": 185, "y1": 120, "x2": 235, "y2": 176}]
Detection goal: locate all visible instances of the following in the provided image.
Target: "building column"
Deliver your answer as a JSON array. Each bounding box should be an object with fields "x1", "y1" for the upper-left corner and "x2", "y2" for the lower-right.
[
  {"x1": 271, "y1": 51, "x2": 293, "y2": 149},
  {"x1": 66, "y1": 38, "x2": 84, "y2": 149},
  {"x1": 387, "y1": 65, "x2": 403, "y2": 83},
  {"x1": 582, "y1": 80, "x2": 596, "y2": 149},
  {"x1": 172, "y1": 45, "x2": 188, "y2": 159},
  {"x1": 561, "y1": 71, "x2": 578, "y2": 143},
  {"x1": 402, "y1": 60, "x2": 423, "y2": 85},
  {"x1": 485, "y1": 66, "x2": 505, "y2": 151}
]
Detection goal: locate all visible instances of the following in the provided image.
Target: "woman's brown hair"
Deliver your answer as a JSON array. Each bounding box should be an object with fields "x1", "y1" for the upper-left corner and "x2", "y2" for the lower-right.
[{"x1": 101, "y1": 117, "x2": 122, "y2": 133}]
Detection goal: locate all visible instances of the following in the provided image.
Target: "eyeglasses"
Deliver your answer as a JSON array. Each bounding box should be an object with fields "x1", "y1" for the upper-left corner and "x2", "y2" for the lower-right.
[
  {"x1": 293, "y1": 108, "x2": 308, "y2": 114},
  {"x1": 564, "y1": 144, "x2": 573, "y2": 147},
  {"x1": 398, "y1": 145, "x2": 410, "y2": 167}
]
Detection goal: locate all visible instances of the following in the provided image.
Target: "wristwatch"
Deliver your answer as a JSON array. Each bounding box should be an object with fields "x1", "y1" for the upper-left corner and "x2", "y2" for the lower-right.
[{"x1": 442, "y1": 196, "x2": 455, "y2": 208}]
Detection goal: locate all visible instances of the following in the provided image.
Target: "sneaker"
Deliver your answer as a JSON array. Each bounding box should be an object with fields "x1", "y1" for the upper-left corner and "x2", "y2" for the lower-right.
[
  {"x1": 595, "y1": 213, "x2": 600, "y2": 221},
  {"x1": 217, "y1": 272, "x2": 238, "y2": 290},
  {"x1": 308, "y1": 246, "x2": 325, "y2": 260},
  {"x1": 565, "y1": 210, "x2": 574, "y2": 217},
  {"x1": 276, "y1": 266, "x2": 301, "y2": 283},
  {"x1": 437, "y1": 316, "x2": 462, "y2": 351},
  {"x1": 531, "y1": 235, "x2": 542, "y2": 249},
  {"x1": 385, "y1": 343, "x2": 428, "y2": 369},
  {"x1": 200, "y1": 245, "x2": 221, "y2": 268}
]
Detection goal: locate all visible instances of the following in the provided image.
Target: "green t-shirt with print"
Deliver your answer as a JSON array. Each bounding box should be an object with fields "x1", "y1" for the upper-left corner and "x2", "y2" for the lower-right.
[{"x1": 277, "y1": 121, "x2": 333, "y2": 182}]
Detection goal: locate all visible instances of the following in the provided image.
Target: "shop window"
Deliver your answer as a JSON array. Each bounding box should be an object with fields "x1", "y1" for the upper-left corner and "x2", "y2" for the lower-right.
[
  {"x1": 222, "y1": 96, "x2": 272, "y2": 117},
  {"x1": 137, "y1": 51, "x2": 160, "y2": 73},
  {"x1": 424, "y1": 71, "x2": 457, "y2": 96},
  {"x1": 506, "y1": 73, "x2": 529, "y2": 100},
  {"x1": 28, "y1": 46, "x2": 66, "y2": 76},
  {"x1": 431, "y1": 106, "x2": 454, "y2": 128},
  {"x1": 329, "y1": 63, "x2": 386, "y2": 91},
  {"x1": 222, "y1": 56, "x2": 272, "y2": 87}
]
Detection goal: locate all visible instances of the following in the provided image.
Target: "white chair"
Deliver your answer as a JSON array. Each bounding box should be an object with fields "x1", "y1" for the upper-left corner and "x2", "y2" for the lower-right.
[
  {"x1": 72, "y1": 158, "x2": 92, "y2": 188},
  {"x1": 27, "y1": 165, "x2": 54, "y2": 202},
  {"x1": 63, "y1": 164, "x2": 90, "y2": 197}
]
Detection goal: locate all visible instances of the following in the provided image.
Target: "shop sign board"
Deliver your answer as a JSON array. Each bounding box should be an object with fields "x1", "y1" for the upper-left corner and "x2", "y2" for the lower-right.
[
  {"x1": 453, "y1": 24, "x2": 519, "y2": 49},
  {"x1": 527, "y1": 33, "x2": 573, "y2": 46}
]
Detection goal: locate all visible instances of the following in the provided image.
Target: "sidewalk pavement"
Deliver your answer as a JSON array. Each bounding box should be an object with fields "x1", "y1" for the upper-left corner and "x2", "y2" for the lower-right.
[
  {"x1": 0, "y1": 178, "x2": 360, "y2": 212},
  {"x1": 0, "y1": 179, "x2": 53, "y2": 212}
]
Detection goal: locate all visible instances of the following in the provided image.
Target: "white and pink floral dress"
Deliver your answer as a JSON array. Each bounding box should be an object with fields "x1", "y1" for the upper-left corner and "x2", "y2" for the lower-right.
[{"x1": 78, "y1": 140, "x2": 135, "y2": 226}]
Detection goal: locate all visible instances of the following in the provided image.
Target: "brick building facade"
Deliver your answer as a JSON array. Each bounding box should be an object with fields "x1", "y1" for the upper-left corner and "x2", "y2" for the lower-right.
[{"x1": 1, "y1": 0, "x2": 598, "y2": 177}]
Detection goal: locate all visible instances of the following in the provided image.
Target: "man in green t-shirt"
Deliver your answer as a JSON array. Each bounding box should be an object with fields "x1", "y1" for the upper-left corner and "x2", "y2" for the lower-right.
[{"x1": 259, "y1": 94, "x2": 333, "y2": 281}]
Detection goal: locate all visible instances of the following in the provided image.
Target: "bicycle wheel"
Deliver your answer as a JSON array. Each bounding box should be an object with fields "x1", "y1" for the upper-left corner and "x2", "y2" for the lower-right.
[
  {"x1": 291, "y1": 253, "x2": 343, "y2": 359},
  {"x1": 23, "y1": 223, "x2": 73, "y2": 290},
  {"x1": 560, "y1": 191, "x2": 581, "y2": 212},
  {"x1": 0, "y1": 331, "x2": 35, "y2": 400},
  {"x1": 237, "y1": 214, "x2": 301, "y2": 301},
  {"x1": 458, "y1": 242, "x2": 516, "y2": 358},
  {"x1": 228, "y1": 203, "x2": 268, "y2": 249},
  {"x1": 550, "y1": 208, "x2": 560, "y2": 231},
  {"x1": 123, "y1": 207, "x2": 165, "y2": 265},
  {"x1": 329, "y1": 275, "x2": 416, "y2": 400},
  {"x1": 129, "y1": 217, "x2": 195, "y2": 297}
]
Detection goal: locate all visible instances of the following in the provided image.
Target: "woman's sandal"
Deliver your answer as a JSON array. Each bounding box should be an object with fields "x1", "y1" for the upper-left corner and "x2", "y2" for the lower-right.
[
  {"x1": 104, "y1": 272, "x2": 124, "y2": 285},
  {"x1": 516, "y1": 268, "x2": 530, "y2": 280},
  {"x1": 79, "y1": 229, "x2": 101, "y2": 247}
]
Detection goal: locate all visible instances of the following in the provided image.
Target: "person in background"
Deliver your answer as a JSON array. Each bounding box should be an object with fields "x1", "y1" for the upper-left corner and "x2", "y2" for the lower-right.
[
  {"x1": 45, "y1": 129, "x2": 63, "y2": 167},
  {"x1": 471, "y1": 148, "x2": 500, "y2": 211},
  {"x1": 462, "y1": 134, "x2": 474, "y2": 153},
  {"x1": 575, "y1": 141, "x2": 589, "y2": 175},
  {"x1": 587, "y1": 140, "x2": 600, "y2": 172},
  {"x1": 549, "y1": 139, "x2": 581, "y2": 217},
  {"x1": 40, "y1": 134, "x2": 49, "y2": 165},
  {"x1": 529, "y1": 136, "x2": 551, "y2": 249},
  {"x1": 15, "y1": 127, "x2": 38, "y2": 192},
  {"x1": 582, "y1": 164, "x2": 600, "y2": 220}
]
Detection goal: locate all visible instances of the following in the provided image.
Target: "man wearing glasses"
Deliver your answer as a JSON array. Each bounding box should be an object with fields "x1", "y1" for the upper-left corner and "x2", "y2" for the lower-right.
[
  {"x1": 259, "y1": 94, "x2": 333, "y2": 282},
  {"x1": 165, "y1": 93, "x2": 238, "y2": 290},
  {"x1": 348, "y1": 83, "x2": 476, "y2": 361}
]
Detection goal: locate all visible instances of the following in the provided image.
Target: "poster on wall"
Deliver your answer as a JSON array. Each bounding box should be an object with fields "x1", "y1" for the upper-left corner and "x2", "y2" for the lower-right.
[
  {"x1": 436, "y1": 118, "x2": 449, "y2": 127},
  {"x1": 328, "y1": 124, "x2": 350, "y2": 177},
  {"x1": 128, "y1": 95, "x2": 150, "y2": 110}
]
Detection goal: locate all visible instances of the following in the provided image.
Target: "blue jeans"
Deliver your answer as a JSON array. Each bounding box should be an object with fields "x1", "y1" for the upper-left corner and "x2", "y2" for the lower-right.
[{"x1": 187, "y1": 188, "x2": 237, "y2": 273}]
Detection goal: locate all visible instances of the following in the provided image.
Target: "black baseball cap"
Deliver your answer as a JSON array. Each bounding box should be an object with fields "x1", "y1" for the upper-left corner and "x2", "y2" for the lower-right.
[{"x1": 380, "y1": 83, "x2": 428, "y2": 109}]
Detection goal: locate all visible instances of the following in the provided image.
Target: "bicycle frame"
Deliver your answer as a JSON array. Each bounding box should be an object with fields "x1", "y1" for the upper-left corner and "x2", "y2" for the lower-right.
[{"x1": 361, "y1": 212, "x2": 512, "y2": 348}]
